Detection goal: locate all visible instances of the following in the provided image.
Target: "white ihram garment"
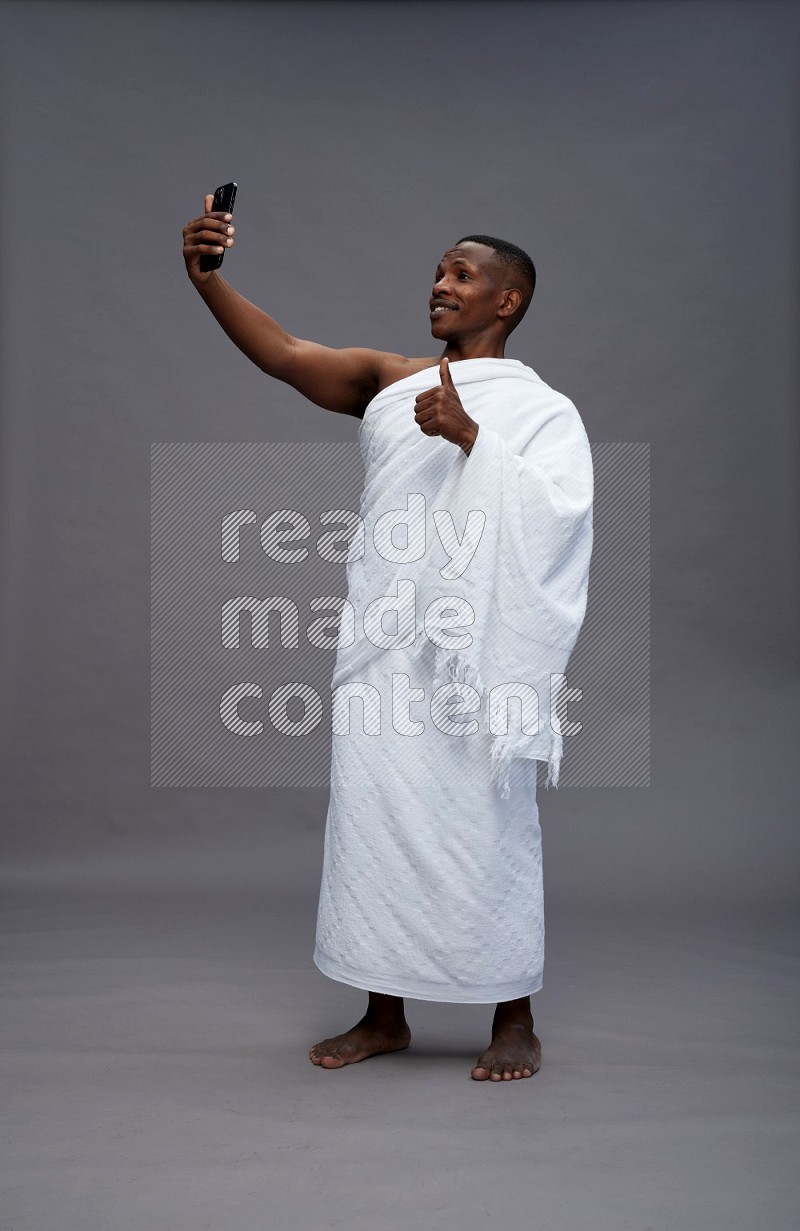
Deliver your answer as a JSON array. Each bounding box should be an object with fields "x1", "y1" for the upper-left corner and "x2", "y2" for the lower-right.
[{"x1": 314, "y1": 358, "x2": 593, "y2": 1003}]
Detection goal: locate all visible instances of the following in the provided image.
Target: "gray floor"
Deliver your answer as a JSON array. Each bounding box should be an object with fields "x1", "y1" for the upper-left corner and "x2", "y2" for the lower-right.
[{"x1": 3, "y1": 833, "x2": 798, "y2": 1231}]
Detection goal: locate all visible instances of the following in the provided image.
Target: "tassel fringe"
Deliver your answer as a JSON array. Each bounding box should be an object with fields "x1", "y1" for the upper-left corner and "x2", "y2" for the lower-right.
[{"x1": 412, "y1": 629, "x2": 564, "y2": 800}]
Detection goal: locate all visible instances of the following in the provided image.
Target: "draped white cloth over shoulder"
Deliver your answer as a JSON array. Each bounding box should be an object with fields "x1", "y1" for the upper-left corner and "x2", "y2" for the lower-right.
[
  {"x1": 313, "y1": 358, "x2": 594, "y2": 1004},
  {"x1": 334, "y1": 357, "x2": 594, "y2": 793}
]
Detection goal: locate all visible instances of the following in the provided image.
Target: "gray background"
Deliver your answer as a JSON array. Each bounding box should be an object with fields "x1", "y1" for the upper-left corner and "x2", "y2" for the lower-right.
[{"x1": 1, "y1": 2, "x2": 798, "y2": 1229}]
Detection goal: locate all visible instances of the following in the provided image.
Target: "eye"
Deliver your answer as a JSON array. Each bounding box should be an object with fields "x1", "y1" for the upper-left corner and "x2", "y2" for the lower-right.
[{"x1": 458, "y1": 271, "x2": 471, "y2": 280}]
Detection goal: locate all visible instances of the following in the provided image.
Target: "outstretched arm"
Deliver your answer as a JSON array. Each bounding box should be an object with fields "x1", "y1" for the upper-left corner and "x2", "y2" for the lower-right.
[{"x1": 182, "y1": 195, "x2": 383, "y2": 417}]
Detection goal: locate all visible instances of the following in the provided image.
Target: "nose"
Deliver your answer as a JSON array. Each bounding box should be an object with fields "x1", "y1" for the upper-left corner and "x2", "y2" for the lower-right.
[{"x1": 432, "y1": 273, "x2": 451, "y2": 296}]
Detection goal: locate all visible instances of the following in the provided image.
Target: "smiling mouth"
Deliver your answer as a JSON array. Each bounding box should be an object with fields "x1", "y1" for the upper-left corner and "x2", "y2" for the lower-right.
[{"x1": 430, "y1": 304, "x2": 458, "y2": 314}]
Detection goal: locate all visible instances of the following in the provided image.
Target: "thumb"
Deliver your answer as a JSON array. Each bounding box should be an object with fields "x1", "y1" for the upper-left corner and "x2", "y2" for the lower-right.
[
  {"x1": 204, "y1": 193, "x2": 214, "y2": 214},
  {"x1": 439, "y1": 356, "x2": 454, "y2": 386}
]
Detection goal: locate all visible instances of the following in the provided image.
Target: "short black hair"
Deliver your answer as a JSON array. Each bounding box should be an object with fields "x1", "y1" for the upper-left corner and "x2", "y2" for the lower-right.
[{"x1": 455, "y1": 234, "x2": 536, "y2": 325}]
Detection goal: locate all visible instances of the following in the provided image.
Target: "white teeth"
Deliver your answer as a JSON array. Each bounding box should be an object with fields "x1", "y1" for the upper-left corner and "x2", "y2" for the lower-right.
[{"x1": 432, "y1": 306, "x2": 455, "y2": 312}]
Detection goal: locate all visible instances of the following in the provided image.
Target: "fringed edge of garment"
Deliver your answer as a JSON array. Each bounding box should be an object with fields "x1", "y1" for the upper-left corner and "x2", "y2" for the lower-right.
[
  {"x1": 488, "y1": 725, "x2": 563, "y2": 798},
  {"x1": 433, "y1": 645, "x2": 485, "y2": 694},
  {"x1": 409, "y1": 631, "x2": 564, "y2": 798},
  {"x1": 408, "y1": 629, "x2": 486, "y2": 693}
]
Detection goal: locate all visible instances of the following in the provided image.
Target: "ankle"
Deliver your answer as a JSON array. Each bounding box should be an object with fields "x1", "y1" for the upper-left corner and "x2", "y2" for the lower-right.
[
  {"x1": 492, "y1": 996, "x2": 534, "y2": 1031},
  {"x1": 364, "y1": 992, "x2": 407, "y2": 1027},
  {"x1": 362, "y1": 1010, "x2": 408, "y2": 1031}
]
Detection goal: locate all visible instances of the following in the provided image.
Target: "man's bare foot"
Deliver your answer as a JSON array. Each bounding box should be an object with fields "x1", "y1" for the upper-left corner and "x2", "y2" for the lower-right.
[
  {"x1": 471, "y1": 995, "x2": 541, "y2": 1081},
  {"x1": 309, "y1": 993, "x2": 411, "y2": 1069}
]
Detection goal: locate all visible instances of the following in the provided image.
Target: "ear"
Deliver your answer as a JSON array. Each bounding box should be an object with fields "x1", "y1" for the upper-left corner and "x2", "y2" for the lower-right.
[{"x1": 497, "y1": 288, "x2": 523, "y2": 319}]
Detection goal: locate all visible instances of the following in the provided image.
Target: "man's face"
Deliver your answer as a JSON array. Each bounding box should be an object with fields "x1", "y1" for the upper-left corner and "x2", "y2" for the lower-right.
[{"x1": 429, "y1": 242, "x2": 507, "y2": 339}]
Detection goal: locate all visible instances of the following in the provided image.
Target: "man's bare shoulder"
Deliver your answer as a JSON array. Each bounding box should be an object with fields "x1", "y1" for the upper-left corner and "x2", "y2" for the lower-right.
[
  {"x1": 286, "y1": 342, "x2": 439, "y2": 419},
  {"x1": 337, "y1": 349, "x2": 438, "y2": 420},
  {"x1": 371, "y1": 352, "x2": 440, "y2": 400}
]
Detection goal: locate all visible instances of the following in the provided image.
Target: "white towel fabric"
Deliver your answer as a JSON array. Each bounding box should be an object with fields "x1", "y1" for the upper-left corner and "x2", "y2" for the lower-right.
[{"x1": 313, "y1": 358, "x2": 593, "y2": 1003}]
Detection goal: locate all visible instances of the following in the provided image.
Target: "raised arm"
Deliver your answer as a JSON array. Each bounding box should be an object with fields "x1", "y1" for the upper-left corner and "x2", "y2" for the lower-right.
[{"x1": 182, "y1": 195, "x2": 383, "y2": 417}]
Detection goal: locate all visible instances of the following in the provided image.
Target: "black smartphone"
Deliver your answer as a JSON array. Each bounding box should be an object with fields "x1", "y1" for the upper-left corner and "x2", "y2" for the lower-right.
[{"x1": 199, "y1": 181, "x2": 238, "y2": 272}]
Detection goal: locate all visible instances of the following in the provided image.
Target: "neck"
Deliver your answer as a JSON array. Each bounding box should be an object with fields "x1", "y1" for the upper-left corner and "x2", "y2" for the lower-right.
[{"x1": 442, "y1": 330, "x2": 507, "y2": 362}]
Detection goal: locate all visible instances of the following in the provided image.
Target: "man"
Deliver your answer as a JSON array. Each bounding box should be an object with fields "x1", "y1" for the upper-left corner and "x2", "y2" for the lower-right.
[{"x1": 183, "y1": 197, "x2": 593, "y2": 1081}]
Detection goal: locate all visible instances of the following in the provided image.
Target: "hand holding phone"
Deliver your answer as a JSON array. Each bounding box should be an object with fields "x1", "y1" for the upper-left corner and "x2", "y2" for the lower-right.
[
  {"x1": 182, "y1": 182, "x2": 238, "y2": 284},
  {"x1": 199, "y1": 182, "x2": 237, "y2": 272}
]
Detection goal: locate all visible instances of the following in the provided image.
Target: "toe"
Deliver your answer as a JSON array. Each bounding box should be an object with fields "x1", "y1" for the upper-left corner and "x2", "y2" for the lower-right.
[
  {"x1": 512, "y1": 1068, "x2": 522, "y2": 1078},
  {"x1": 471, "y1": 1063, "x2": 491, "y2": 1080}
]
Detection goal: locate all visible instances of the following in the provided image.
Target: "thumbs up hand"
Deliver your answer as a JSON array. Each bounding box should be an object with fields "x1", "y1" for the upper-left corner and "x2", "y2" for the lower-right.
[{"x1": 414, "y1": 357, "x2": 480, "y2": 455}]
